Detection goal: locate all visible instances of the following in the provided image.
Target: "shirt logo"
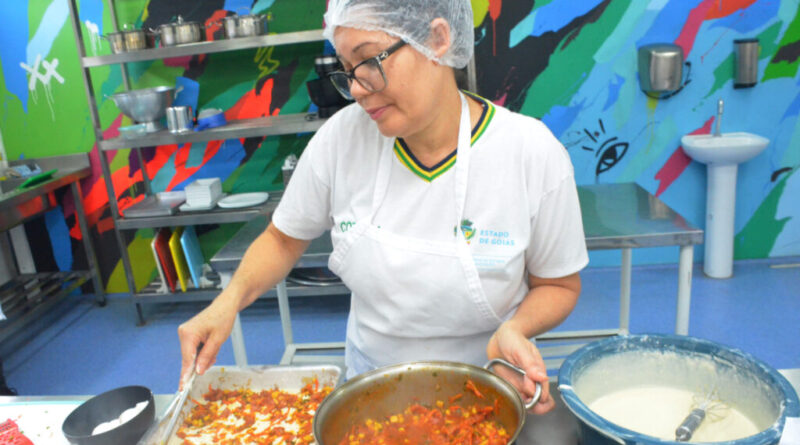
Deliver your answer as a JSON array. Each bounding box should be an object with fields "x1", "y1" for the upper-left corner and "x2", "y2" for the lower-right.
[{"x1": 454, "y1": 218, "x2": 476, "y2": 244}]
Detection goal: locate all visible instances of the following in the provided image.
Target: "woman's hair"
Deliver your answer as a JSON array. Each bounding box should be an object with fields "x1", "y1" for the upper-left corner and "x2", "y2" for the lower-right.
[{"x1": 323, "y1": 0, "x2": 474, "y2": 69}]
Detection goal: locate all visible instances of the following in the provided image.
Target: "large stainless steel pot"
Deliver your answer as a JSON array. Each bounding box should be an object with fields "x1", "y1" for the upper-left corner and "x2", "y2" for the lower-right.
[{"x1": 313, "y1": 359, "x2": 541, "y2": 445}]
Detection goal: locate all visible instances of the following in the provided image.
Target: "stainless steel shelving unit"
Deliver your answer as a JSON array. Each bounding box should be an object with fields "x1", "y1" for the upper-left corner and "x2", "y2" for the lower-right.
[
  {"x1": 66, "y1": 0, "x2": 328, "y2": 324},
  {"x1": 99, "y1": 113, "x2": 325, "y2": 151},
  {"x1": 0, "y1": 153, "x2": 104, "y2": 357},
  {"x1": 82, "y1": 30, "x2": 325, "y2": 67}
]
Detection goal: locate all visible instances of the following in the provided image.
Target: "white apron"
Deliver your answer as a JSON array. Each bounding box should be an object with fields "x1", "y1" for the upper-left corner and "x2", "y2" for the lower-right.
[{"x1": 328, "y1": 93, "x2": 504, "y2": 378}]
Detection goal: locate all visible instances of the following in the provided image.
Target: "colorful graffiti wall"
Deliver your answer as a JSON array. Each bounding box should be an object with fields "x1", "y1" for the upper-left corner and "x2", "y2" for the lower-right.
[{"x1": 0, "y1": 0, "x2": 798, "y2": 293}]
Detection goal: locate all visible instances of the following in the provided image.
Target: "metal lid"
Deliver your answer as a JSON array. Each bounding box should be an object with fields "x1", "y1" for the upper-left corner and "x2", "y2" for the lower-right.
[{"x1": 174, "y1": 15, "x2": 201, "y2": 26}]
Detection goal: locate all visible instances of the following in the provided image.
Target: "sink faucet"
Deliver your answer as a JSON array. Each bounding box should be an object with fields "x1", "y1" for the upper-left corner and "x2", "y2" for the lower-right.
[{"x1": 714, "y1": 99, "x2": 723, "y2": 137}]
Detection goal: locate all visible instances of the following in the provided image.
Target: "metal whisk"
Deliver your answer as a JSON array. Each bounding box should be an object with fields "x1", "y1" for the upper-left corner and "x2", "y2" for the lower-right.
[{"x1": 675, "y1": 385, "x2": 730, "y2": 442}]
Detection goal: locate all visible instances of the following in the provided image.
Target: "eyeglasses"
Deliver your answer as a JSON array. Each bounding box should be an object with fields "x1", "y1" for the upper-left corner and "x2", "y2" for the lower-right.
[{"x1": 328, "y1": 40, "x2": 407, "y2": 100}]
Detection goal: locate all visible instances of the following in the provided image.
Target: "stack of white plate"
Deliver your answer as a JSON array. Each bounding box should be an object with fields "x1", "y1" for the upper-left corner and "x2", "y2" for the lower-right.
[{"x1": 183, "y1": 178, "x2": 222, "y2": 210}]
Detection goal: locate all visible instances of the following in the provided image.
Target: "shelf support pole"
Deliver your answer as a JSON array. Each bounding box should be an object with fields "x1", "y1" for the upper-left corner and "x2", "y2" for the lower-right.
[{"x1": 67, "y1": 0, "x2": 143, "y2": 323}]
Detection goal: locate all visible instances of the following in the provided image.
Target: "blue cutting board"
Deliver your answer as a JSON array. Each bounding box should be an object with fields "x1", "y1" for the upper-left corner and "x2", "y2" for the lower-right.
[{"x1": 180, "y1": 226, "x2": 205, "y2": 288}]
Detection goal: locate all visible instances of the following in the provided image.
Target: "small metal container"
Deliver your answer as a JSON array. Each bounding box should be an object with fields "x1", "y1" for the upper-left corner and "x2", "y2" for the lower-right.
[
  {"x1": 638, "y1": 43, "x2": 684, "y2": 93},
  {"x1": 734, "y1": 38, "x2": 759, "y2": 88},
  {"x1": 166, "y1": 106, "x2": 194, "y2": 133}
]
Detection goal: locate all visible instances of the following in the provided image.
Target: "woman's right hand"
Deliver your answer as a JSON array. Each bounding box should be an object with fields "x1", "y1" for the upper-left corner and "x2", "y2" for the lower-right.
[{"x1": 177, "y1": 296, "x2": 239, "y2": 389}]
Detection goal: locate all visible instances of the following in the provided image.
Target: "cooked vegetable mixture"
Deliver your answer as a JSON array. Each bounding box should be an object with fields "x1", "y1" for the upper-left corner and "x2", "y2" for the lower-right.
[
  {"x1": 176, "y1": 378, "x2": 333, "y2": 445},
  {"x1": 337, "y1": 379, "x2": 511, "y2": 445}
]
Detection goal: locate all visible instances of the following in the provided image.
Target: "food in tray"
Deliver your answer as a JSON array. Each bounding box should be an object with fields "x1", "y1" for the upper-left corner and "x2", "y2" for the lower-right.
[
  {"x1": 339, "y1": 379, "x2": 511, "y2": 445},
  {"x1": 176, "y1": 378, "x2": 333, "y2": 444}
]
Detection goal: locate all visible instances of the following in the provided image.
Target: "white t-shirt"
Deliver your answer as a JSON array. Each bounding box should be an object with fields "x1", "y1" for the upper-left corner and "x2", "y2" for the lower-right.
[{"x1": 273, "y1": 94, "x2": 588, "y2": 314}]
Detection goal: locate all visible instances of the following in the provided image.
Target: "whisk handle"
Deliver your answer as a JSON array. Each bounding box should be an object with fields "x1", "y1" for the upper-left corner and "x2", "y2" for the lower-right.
[{"x1": 675, "y1": 408, "x2": 707, "y2": 442}]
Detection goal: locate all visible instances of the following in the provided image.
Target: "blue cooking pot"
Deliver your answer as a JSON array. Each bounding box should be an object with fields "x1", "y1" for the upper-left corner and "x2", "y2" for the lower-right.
[{"x1": 558, "y1": 334, "x2": 799, "y2": 444}]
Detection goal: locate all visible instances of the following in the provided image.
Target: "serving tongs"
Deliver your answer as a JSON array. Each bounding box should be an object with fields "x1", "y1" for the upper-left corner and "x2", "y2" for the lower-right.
[
  {"x1": 136, "y1": 356, "x2": 197, "y2": 445},
  {"x1": 162, "y1": 358, "x2": 198, "y2": 442}
]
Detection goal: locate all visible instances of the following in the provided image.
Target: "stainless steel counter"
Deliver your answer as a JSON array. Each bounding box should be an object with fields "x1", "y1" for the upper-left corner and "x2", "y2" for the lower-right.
[
  {"x1": 580, "y1": 182, "x2": 703, "y2": 249},
  {"x1": 0, "y1": 154, "x2": 93, "y2": 231},
  {"x1": 212, "y1": 183, "x2": 703, "y2": 270},
  {"x1": 1, "y1": 369, "x2": 797, "y2": 445},
  {"x1": 211, "y1": 215, "x2": 332, "y2": 273},
  {"x1": 0, "y1": 153, "x2": 104, "y2": 357},
  {"x1": 209, "y1": 182, "x2": 703, "y2": 369}
]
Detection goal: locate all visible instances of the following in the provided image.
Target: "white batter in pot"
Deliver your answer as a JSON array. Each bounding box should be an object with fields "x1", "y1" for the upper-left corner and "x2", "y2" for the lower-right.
[
  {"x1": 588, "y1": 385, "x2": 759, "y2": 441},
  {"x1": 573, "y1": 349, "x2": 778, "y2": 443}
]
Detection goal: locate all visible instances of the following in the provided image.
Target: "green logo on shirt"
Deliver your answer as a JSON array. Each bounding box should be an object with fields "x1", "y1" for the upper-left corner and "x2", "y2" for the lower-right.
[{"x1": 454, "y1": 218, "x2": 476, "y2": 244}]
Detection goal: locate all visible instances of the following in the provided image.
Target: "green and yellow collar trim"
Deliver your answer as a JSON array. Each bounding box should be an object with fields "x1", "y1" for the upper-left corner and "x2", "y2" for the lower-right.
[{"x1": 393, "y1": 91, "x2": 495, "y2": 182}]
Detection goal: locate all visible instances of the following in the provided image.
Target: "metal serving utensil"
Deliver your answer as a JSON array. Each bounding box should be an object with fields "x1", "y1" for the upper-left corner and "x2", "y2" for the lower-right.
[{"x1": 158, "y1": 356, "x2": 198, "y2": 444}]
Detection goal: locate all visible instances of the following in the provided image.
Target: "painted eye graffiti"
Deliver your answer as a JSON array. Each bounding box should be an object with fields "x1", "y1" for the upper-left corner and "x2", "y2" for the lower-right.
[
  {"x1": 595, "y1": 138, "x2": 629, "y2": 175},
  {"x1": 581, "y1": 119, "x2": 630, "y2": 176}
]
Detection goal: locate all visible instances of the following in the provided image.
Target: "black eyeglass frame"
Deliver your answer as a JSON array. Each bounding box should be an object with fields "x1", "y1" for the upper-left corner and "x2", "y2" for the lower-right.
[{"x1": 328, "y1": 40, "x2": 407, "y2": 99}]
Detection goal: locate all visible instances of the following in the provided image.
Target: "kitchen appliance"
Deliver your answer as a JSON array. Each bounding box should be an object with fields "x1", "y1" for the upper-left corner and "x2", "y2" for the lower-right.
[
  {"x1": 638, "y1": 43, "x2": 684, "y2": 93},
  {"x1": 286, "y1": 267, "x2": 341, "y2": 286},
  {"x1": 62, "y1": 385, "x2": 155, "y2": 445},
  {"x1": 109, "y1": 86, "x2": 175, "y2": 132},
  {"x1": 313, "y1": 359, "x2": 540, "y2": 444},
  {"x1": 734, "y1": 38, "x2": 759, "y2": 88},
  {"x1": 558, "y1": 334, "x2": 799, "y2": 444},
  {"x1": 307, "y1": 55, "x2": 351, "y2": 118}
]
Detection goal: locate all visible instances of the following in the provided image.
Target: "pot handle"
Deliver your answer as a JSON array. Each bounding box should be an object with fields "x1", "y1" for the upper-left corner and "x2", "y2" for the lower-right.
[{"x1": 485, "y1": 358, "x2": 542, "y2": 410}]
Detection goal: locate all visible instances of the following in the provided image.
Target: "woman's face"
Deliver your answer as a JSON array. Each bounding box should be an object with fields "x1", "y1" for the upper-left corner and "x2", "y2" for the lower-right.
[{"x1": 333, "y1": 27, "x2": 448, "y2": 138}]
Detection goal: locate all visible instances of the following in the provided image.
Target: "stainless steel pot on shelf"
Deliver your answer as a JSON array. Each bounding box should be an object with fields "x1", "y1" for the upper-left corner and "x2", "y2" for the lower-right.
[
  {"x1": 104, "y1": 24, "x2": 149, "y2": 53},
  {"x1": 151, "y1": 15, "x2": 204, "y2": 47},
  {"x1": 220, "y1": 13, "x2": 270, "y2": 38}
]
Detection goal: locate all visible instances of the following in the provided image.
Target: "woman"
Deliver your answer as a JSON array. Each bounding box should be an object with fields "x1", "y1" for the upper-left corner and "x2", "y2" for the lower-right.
[{"x1": 178, "y1": 0, "x2": 588, "y2": 441}]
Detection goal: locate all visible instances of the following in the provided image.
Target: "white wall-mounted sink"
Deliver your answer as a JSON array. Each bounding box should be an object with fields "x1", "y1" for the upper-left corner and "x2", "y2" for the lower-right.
[
  {"x1": 681, "y1": 131, "x2": 770, "y2": 279},
  {"x1": 681, "y1": 132, "x2": 769, "y2": 165}
]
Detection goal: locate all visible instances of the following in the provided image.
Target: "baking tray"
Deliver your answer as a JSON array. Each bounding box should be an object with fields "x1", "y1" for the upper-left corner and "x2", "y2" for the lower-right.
[{"x1": 138, "y1": 364, "x2": 342, "y2": 445}]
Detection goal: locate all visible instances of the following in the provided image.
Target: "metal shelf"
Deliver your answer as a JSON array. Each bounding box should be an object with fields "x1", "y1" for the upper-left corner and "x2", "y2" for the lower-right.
[
  {"x1": 0, "y1": 271, "x2": 92, "y2": 355},
  {"x1": 131, "y1": 278, "x2": 348, "y2": 302},
  {"x1": 115, "y1": 197, "x2": 279, "y2": 230},
  {"x1": 82, "y1": 29, "x2": 325, "y2": 67},
  {"x1": 99, "y1": 113, "x2": 326, "y2": 150}
]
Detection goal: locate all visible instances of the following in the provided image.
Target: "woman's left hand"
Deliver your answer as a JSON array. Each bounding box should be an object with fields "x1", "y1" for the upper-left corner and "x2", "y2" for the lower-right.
[{"x1": 486, "y1": 320, "x2": 554, "y2": 415}]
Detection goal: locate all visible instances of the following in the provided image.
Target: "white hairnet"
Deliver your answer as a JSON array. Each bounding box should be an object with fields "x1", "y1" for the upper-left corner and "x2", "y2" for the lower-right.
[{"x1": 323, "y1": 0, "x2": 474, "y2": 69}]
